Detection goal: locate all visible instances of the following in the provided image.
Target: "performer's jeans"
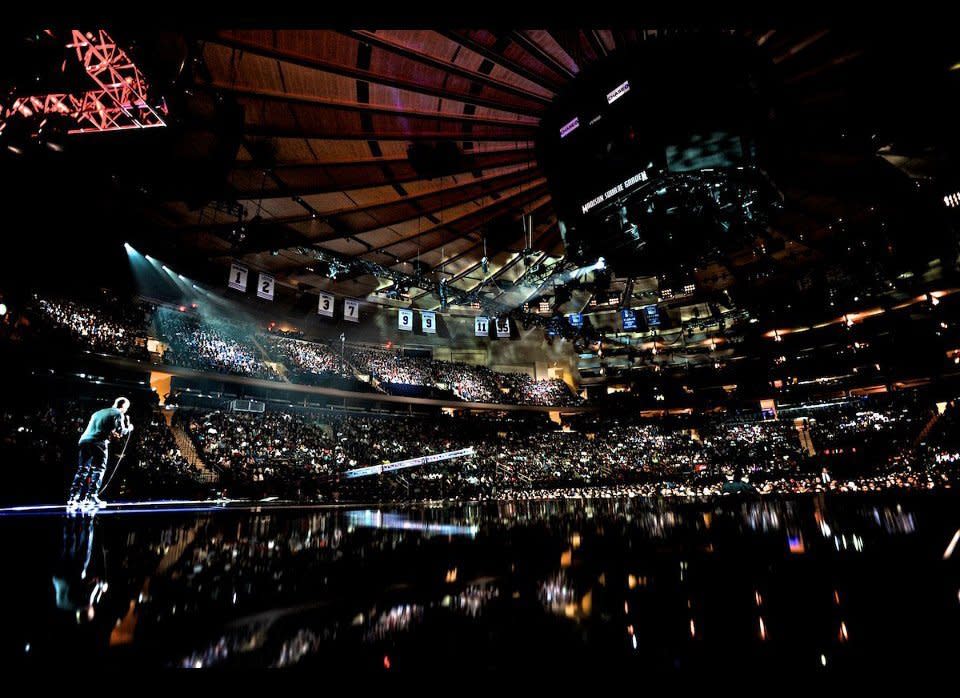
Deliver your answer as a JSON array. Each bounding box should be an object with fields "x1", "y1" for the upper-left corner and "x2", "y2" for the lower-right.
[{"x1": 69, "y1": 441, "x2": 108, "y2": 503}]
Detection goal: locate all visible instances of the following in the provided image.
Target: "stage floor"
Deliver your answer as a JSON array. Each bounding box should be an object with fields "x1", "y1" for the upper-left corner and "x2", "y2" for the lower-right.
[
  {"x1": 2, "y1": 492, "x2": 959, "y2": 673},
  {"x1": 0, "y1": 498, "x2": 359, "y2": 517}
]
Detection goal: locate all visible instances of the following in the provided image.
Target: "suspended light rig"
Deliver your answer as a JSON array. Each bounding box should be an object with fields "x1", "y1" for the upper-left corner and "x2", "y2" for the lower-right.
[{"x1": 0, "y1": 29, "x2": 166, "y2": 138}]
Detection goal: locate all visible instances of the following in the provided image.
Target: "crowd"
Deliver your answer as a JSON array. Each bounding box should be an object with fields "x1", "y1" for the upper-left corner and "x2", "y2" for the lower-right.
[
  {"x1": 20, "y1": 295, "x2": 584, "y2": 407},
  {"x1": 33, "y1": 298, "x2": 151, "y2": 358},
  {"x1": 496, "y1": 372, "x2": 582, "y2": 407},
  {"x1": 262, "y1": 335, "x2": 352, "y2": 385},
  {"x1": 346, "y1": 345, "x2": 579, "y2": 405},
  {"x1": 156, "y1": 395, "x2": 960, "y2": 502},
  {"x1": 154, "y1": 308, "x2": 283, "y2": 381},
  {"x1": 2, "y1": 385, "x2": 958, "y2": 505}
]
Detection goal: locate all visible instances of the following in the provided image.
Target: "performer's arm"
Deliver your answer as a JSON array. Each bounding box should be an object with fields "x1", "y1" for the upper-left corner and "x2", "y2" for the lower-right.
[{"x1": 114, "y1": 413, "x2": 133, "y2": 437}]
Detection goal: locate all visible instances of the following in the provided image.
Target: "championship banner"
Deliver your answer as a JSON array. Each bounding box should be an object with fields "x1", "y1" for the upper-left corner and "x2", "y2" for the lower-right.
[
  {"x1": 643, "y1": 304, "x2": 661, "y2": 328},
  {"x1": 344, "y1": 299, "x2": 359, "y2": 323},
  {"x1": 317, "y1": 291, "x2": 334, "y2": 317},
  {"x1": 622, "y1": 308, "x2": 637, "y2": 330},
  {"x1": 475, "y1": 316, "x2": 490, "y2": 337},
  {"x1": 421, "y1": 310, "x2": 437, "y2": 334},
  {"x1": 495, "y1": 317, "x2": 510, "y2": 338},
  {"x1": 343, "y1": 447, "x2": 476, "y2": 479},
  {"x1": 567, "y1": 312, "x2": 583, "y2": 328},
  {"x1": 256, "y1": 272, "x2": 275, "y2": 300},
  {"x1": 398, "y1": 308, "x2": 413, "y2": 331},
  {"x1": 228, "y1": 262, "x2": 248, "y2": 292}
]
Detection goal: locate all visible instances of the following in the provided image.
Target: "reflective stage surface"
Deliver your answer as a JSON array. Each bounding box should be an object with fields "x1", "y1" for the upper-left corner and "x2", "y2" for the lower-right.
[{"x1": 3, "y1": 495, "x2": 959, "y2": 673}]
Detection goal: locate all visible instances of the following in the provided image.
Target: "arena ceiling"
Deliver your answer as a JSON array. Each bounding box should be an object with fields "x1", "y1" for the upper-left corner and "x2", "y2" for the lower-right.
[{"x1": 131, "y1": 27, "x2": 957, "y2": 313}]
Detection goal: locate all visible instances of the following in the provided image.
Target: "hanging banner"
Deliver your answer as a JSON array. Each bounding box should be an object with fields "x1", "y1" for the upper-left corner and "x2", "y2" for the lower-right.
[
  {"x1": 421, "y1": 310, "x2": 437, "y2": 334},
  {"x1": 317, "y1": 292, "x2": 334, "y2": 317},
  {"x1": 398, "y1": 308, "x2": 413, "y2": 331},
  {"x1": 622, "y1": 308, "x2": 637, "y2": 330},
  {"x1": 567, "y1": 312, "x2": 583, "y2": 328},
  {"x1": 256, "y1": 273, "x2": 275, "y2": 300},
  {"x1": 344, "y1": 299, "x2": 359, "y2": 323},
  {"x1": 496, "y1": 317, "x2": 511, "y2": 338},
  {"x1": 643, "y1": 304, "x2": 661, "y2": 328},
  {"x1": 228, "y1": 263, "x2": 248, "y2": 292},
  {"x1": 475, "y1": 316, "x2": 490, "y2": 337}
]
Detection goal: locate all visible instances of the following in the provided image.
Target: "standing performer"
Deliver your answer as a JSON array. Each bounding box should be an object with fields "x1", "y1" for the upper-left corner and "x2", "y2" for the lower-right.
[{"x1": 68, "y1": 397, "x2": 134, "y2": 512}]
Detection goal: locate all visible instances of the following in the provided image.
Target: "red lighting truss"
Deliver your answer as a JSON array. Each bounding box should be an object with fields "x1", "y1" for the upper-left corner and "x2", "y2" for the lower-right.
[{"x1": 0, "y1": 29, "x2": 166, "y2": 136}]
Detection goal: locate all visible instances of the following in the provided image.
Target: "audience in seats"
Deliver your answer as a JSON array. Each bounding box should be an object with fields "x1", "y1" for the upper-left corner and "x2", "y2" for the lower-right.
[
  {"x1": 155, "y1": 307, "x2": 283, "y2": 381},
  {"x1": 33, "y1": 297, "x2": 151, "y2": 358}
]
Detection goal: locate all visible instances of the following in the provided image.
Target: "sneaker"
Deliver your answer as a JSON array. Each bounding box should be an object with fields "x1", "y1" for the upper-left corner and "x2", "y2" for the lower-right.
[{"x1": 81, "y1": 495, "x2": 106, "y2": 510}]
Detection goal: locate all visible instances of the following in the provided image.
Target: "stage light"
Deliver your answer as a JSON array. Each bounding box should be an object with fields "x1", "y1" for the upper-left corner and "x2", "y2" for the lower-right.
[{"x1": 0, "y1": 303, "x2": 6, "y2": 316}]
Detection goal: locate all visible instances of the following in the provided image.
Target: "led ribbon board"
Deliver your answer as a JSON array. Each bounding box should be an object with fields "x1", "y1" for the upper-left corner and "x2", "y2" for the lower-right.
[
  {"x1": 560, "y1": 116, "x2": 580, "y2": 138},
  {"x1": 581, "y1": 170, "x2": 649, "y2": 214},
  {"x1": 606, "y1": 80, "x2": 630, "y2": 104},
  {"x1": 343, "y1": 447, "x2": 476, "y2": 479}
]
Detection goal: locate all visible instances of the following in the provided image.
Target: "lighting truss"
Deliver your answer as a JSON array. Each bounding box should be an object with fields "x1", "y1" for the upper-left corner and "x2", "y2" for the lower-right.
[
  {"x1": 0, "y1": 29, "x2": 166, "y2": 136},
  {"x1": 291, "y1": 244, "x2": 582, "y2": 325}
]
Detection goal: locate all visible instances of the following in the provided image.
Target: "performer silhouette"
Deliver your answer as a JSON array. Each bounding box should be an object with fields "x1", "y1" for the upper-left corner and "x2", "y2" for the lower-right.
[{"x1": 68, "y1": 397, "x2": 133, "y2": 512}]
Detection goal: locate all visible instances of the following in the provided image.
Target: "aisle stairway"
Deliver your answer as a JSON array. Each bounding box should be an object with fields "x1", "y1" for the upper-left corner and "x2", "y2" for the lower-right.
[
  {"x1": 913, "y1": 410, "x2": 943, "y2": 450},
  {"x1": 163, "y1": 409, "x2": 218, "y2": 483},
  {"x1": 251, "y1": 334, "x2": 291, "y2": 382}
]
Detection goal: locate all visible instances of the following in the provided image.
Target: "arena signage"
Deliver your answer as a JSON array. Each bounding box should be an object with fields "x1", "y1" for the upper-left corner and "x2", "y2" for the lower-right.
[
  {"x1": 559, "y1": 116, "x2": 579, "y2": 138},
  {"x1": 580, "y1": 169, "x2": 649, "y2": 214},
  {"x1": 398, "y1": 308, "x2": 413, "y2": 331},
  {"x1": 622, "y1": 308, "x2": 637, "y2": 330},
  {"x1": 343, "y1": 447, "x2": 476, "y2": 479},
  {"x1": 475, "y1": 316, "x2": 490, "y2": 337},
  {"x1": 606, "y1": 79, "x2": 630, "y2": 104},
  {"x1": 643, "y1": 304, "x2": 661, "y2": 328}
]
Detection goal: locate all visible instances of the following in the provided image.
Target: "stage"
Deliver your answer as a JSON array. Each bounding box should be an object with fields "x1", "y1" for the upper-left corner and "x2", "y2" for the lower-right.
[{"x1": 0, "y1": 498, "x2": 368, "y2": 517}]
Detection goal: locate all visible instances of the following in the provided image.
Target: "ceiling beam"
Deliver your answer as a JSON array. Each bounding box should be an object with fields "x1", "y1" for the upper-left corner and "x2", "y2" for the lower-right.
[
  {"x1": 435, "y1": 30, "x2": 565, "y2": 92},
  {"x1": 584, "y1": 30, "x2": 609, "y2": 60},
  {"x1": 507, "y1": 31, "x2": 577, "y2": 81},
  {"x1": 242, "y1": 123, "x2": 534, "y2": 141},
  {"x1": 230, "y1": 148, "x2": 537, "y2": 197},
  {"x1": 342, "y1": 30, "x2": 553, "y2": 107},
  {"x1": 307, "y1": 165, "x2": 541, "y2": 227},
  {"x1": 356, "y1": 185, "x2": 550, "y2": 257},
  {"x1": 208, "y1": 34, "x2": 545, "y2": 118},
  {"x1": 205, "y1": 81, "x2": 541, "y2": 130}
]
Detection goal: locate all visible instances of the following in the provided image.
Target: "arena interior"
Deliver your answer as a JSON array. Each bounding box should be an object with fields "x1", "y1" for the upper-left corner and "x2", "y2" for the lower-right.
[{"x1": 1, "y1": 16, "x2": 959, "y2": 675}]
